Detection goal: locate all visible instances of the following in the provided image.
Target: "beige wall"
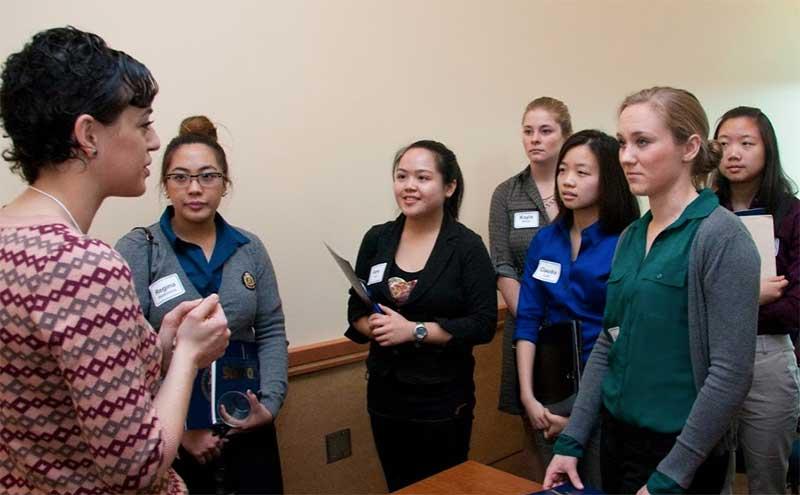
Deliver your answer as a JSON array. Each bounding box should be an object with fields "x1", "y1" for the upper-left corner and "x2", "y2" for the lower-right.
[{"x1": 2, "y1": 0, "x2": 799, "y2": 346}]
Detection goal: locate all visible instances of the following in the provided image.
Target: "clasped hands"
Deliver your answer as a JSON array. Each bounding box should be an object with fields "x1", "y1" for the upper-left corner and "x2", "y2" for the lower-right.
[
  {"x1": 523, "y1": 397, "x2": 568, "y2": 439},
  {"x1": 367, "y1": 304, "x2": 416, "y2": 347}
]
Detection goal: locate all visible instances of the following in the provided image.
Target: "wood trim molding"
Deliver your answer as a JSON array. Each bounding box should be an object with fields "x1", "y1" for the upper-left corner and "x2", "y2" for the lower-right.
[{"x1": 287, "y1": 303, "x2": 507, "y2": 377}]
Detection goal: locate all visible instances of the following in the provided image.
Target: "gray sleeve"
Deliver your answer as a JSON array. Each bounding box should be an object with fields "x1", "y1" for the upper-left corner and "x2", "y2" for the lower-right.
[
  {"x1": 249, "y1": 238, "x2": 289, "y2": 418},
  {"x1": 489, "y1": 182, "x2": 518, "y2": 281},
  {"x1": 561, "y1": 331, "x2": 612, "y2": 447},
  {"x1": 657, "y1": 223, "x2": 760, "y2": 488},
  {"x1": 115, "y1": 231, "x2": 153, "y2": 322}
]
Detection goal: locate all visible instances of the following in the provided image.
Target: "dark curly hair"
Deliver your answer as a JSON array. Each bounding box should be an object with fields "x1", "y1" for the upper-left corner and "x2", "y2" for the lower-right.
[{"x1": 0, "y1": 26, "x2": 158, "y2": 183}]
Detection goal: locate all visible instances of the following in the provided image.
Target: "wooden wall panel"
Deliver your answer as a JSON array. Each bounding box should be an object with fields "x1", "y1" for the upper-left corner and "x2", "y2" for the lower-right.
[{"x1": 276, "y1": 309, "x2": 527, "y2": 494}]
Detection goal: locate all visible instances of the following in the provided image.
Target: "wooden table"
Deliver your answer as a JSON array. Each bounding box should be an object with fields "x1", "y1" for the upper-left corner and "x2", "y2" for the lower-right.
[{"x1": 393, "y1": 460, "x2": 542, "y2": 494}]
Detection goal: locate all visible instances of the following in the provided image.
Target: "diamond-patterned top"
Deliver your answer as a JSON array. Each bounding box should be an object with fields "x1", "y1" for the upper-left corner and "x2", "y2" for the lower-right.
[{"x1": 0, "y1": 216, "x2": 186, "y2": 494}]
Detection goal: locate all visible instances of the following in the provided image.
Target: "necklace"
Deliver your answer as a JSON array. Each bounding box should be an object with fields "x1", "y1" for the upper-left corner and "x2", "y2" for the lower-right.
[
  {"x1": 542, "y1": 194, "x2": 557, "y2": 209},
  {"x1": 29, "y1": 186, "x2": 83, "y2": 234}
]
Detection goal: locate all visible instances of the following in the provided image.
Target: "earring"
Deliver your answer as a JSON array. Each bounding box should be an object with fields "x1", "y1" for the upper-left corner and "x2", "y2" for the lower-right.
[{"x1": 88, "y1": 148, "x2": 98, "y2": 158}]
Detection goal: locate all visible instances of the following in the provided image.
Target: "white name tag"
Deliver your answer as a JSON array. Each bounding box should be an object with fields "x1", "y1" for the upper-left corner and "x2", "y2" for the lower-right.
[
  {"x1": 149, "y1": 273, "x2": 186, "y2": 307},
  {"x1": 532, "y1": 260, "x2": 561, "y2": 283},
  {"x1": 514, "y1": 211, "x2": 540, "y2": 229},
  {"x1": 367, "y1": 263, "x2": 387, "y2": 285},
  {"x1": 607, "y1": 326, "x2": 620, "y2": 342}
]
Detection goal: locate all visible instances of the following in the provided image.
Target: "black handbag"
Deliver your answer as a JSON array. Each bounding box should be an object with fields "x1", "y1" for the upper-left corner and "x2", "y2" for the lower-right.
[{"x1": 533, "y1": 320, "x2": 582, "y2": 416}]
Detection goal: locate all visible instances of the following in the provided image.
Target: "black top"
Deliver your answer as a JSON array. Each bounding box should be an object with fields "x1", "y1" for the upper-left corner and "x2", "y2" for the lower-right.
[{"x1": 346, "y1": 213, "x2": 497, "y2": 414}]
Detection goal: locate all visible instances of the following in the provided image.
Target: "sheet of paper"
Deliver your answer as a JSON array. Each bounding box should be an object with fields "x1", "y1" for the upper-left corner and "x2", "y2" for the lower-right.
[
  {"x1": 324, "y1": 242, "x2": 376, "y2": 306},
  {"x1": 738, "y1": 214, "x2": 776, "y2": 278}
]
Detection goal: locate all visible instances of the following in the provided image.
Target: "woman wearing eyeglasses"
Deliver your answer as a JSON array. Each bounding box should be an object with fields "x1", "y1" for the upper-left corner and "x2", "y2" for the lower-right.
[{"x1": 116, "y1": 116, "x2": 288, "y2": 495}]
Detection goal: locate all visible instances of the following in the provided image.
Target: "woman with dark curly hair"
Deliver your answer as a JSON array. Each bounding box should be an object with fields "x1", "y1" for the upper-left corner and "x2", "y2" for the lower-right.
[{"x1": 0, "y1": 27, "x2": 229, "y2": 494}]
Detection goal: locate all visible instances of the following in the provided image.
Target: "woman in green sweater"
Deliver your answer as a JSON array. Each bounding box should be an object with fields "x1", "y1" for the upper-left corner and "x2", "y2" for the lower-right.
[{"x1": 543, "y1": 87, "x2": 760, "y2": 494}]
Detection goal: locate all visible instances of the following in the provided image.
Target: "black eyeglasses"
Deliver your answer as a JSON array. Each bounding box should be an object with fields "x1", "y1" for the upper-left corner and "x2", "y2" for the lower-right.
[{"x1": 165, "y1": 172, "x2": 225, "y2": 187}]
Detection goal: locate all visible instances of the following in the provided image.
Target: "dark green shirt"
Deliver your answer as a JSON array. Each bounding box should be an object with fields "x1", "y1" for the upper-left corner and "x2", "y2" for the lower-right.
[{"x1": 601, "y1": 189, "x2": 719, "y2": 434}]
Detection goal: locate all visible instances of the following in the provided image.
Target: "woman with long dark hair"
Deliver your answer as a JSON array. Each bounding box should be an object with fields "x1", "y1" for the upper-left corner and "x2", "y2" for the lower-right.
[
  {"x1": 345, "y1": 140, "x2": 496, "y2": 491},
  {"x1": 515, "y1": 130, "x2": 639, "y2": 487},
  {"x1": 714, "y1": 106, "x2": 799, "y2": 495}
]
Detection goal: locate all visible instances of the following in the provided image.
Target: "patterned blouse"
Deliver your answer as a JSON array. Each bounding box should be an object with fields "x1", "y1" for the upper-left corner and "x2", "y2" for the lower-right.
[{"x1": 0, "y1": 216, "x2": 185, "y2": 495}]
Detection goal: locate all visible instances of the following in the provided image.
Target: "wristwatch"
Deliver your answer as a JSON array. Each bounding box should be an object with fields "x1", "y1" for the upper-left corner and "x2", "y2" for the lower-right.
[{"x1": 413, "y1": 322, "x2": 428, "y2": 345}]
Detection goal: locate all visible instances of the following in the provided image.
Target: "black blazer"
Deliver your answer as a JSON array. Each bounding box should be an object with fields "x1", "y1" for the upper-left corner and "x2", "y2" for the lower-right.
[{"x1": 346, "y1": 213, "x2": 497, "y2": 386}]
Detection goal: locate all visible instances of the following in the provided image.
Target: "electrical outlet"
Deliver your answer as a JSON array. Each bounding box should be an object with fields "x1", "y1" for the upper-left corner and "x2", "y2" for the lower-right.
[{"x1": 325, "y1": 428, "x2": 352, "y2": 464}]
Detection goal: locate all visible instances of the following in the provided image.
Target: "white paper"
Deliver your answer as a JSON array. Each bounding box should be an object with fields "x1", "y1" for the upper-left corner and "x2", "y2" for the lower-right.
[{"x1": 739, "y1": 215, "x2": 777, "y2": 278}]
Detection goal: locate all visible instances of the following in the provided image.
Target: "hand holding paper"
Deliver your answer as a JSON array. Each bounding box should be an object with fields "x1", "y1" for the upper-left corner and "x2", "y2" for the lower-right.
[
  {"x1": 325, "y1": 242, "x2": 384, "y2": 314},
  {"x1": 759, "y1": 275, "x2": 788, "y2": 305}
]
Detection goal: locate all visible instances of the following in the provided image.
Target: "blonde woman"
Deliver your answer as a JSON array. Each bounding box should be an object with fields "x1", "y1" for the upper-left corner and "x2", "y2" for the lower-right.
[{"x1": 544, "y1": 88, "x2": 760, "y2": 494}]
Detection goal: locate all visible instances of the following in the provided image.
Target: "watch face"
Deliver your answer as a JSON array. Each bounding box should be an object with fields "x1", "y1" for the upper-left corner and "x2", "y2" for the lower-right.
[{"x1": 414, "y1": 324, "x2": 427, "y2": 339}]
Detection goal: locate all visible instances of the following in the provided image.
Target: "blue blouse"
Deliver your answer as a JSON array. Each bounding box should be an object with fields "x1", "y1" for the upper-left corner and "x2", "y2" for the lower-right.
[
  {"x1": 514, "y1": 219, "x2": 620, "y2": 363},
  {"x1": 159, "y1": 206, "x2": 250, "y2": 297}
]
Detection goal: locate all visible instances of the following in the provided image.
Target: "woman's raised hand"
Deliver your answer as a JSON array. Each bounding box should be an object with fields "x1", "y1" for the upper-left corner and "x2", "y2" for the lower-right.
[{"x1": 174, "y1": 294, "x2": 230, "y2": 369}]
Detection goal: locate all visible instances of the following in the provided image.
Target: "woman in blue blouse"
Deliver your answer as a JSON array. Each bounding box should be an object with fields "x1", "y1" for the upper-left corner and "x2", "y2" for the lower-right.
[{"x1": 515, "y1": 130, "x2": 639, "y2": 485}]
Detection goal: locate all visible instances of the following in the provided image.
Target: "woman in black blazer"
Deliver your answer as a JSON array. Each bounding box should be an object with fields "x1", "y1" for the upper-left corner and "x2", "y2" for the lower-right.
[{"x1": 345, "y1": 140, "x2": 497, "y2": 491}]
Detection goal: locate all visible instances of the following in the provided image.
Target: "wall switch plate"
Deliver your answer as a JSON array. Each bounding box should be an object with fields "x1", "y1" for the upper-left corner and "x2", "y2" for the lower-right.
[{"x1": 325, "y1": 428, "x2": 352, "y2": 464}]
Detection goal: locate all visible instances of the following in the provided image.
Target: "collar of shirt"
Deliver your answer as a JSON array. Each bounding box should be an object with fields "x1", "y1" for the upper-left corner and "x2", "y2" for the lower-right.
[
  {"x1": 720, "y1": 196, "x2": 764, "y2": 212},
  {"x1": 552, "y1": 217, "x2": 605, "y2": 251},
  {"x1": 635, "y1": 188, "x2": 719, "y2": 235},
  {"x1": 158, "y1": 206, "x2": 250, "y2": 273}
]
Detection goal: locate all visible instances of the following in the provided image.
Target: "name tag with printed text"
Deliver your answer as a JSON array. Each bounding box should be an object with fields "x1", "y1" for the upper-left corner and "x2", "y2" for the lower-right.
[
  {"x1": 514, "y1": 211, "x2": 540, "y2": 229},
  {"x1": 149, "y1": 273, "x2": 186, "y2": 307},
  {"x1": 368, "y1": 263, "x2": 387, "y2": 285},
  {"x1": 532, "y1": 260, "x2": 561, "y2": 283}
]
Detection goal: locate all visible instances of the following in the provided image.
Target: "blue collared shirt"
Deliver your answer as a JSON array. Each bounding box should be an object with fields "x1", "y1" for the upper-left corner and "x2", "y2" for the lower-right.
[
  {"x1": 159, "y1": 206, "x2": 250, "y2": 297},
  {"x1": 514, "y1": 218, "x2": 621, "y2": 363}
]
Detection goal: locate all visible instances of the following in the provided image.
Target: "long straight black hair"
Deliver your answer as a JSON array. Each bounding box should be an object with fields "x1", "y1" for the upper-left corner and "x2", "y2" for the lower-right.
[
  {"x1": 714, "y1": 106, "x2": 797, "y2": 221},
  {"x1": 554, "y1": 129, "x2": 640, "y2": 233}
]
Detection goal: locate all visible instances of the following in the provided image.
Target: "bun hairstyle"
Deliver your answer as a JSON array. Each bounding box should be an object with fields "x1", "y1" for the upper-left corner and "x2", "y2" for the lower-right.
[
  {"x1": 160, "y1": 115, "x2": 230, "y2": 187},
  {"x1": 392, "y1": 140, "x2": 464, "y2": 220},
  {"x1": 620, "y1": 87, "x2": 721, "y2": 187},
  {"x1": 179, "y1": 115, "x2": 218, "y2": 140}
]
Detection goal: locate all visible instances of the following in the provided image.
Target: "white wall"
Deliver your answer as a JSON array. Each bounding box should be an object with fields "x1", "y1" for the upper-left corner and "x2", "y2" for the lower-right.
[{"x1": 2, "y1": 0, "x2": 798, "y2": 345}]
